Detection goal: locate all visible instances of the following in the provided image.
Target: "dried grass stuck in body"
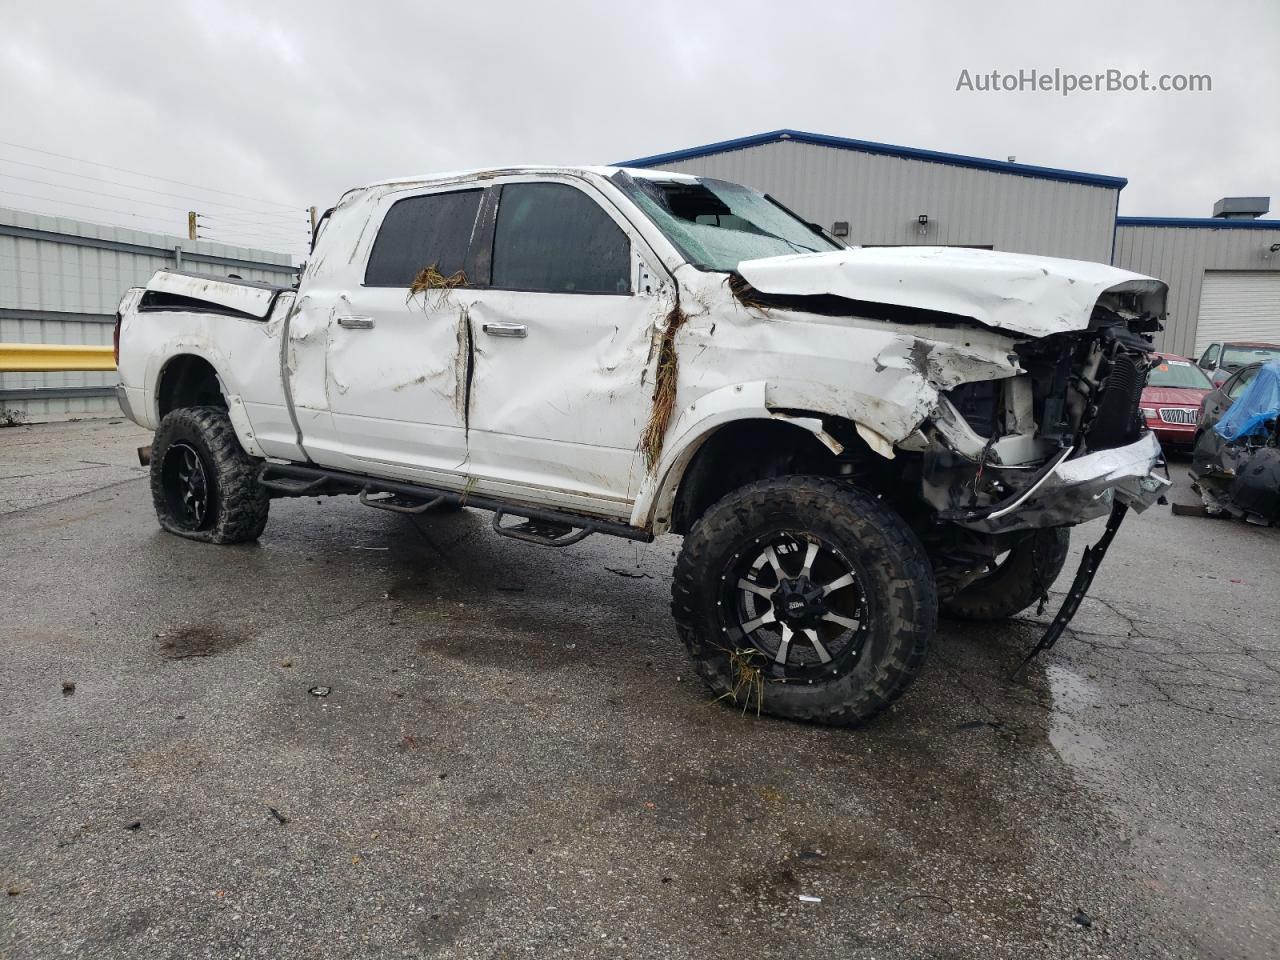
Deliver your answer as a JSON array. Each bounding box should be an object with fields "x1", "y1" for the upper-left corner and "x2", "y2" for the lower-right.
[
  {"x1": 715, "y1": 646, "x2": 765, "y2": 716},
  {"x1": 640, "y1": 304, "x2": 689, "y2": 469},
  {"x1": 727, "y1": 273, "x2": 771, "y2": 311},
  {"x1": 408, "y1": 263, "x2": 468, "y2": 306}
]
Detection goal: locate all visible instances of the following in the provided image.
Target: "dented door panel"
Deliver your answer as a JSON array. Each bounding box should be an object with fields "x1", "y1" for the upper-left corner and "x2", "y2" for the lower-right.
[
  {"x1": 319, "y1": 286, "x2": 469, "y2": 477},
  {"x1": 465, "y1": 288, "x2": 663, "y2": 511}
]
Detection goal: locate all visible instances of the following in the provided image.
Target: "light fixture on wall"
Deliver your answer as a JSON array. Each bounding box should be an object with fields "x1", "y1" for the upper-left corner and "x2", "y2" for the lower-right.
[{"x1": 917, "y1": 214, "x2": 929, "y2": 236}]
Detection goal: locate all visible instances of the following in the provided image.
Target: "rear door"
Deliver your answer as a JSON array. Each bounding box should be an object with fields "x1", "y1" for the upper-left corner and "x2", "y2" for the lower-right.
[
  {"x1": 319, "y1": 187, "x2": 483, "y2": 481},
  {"x1": 463, "y1": 177, "x2": 668, "y2": 518},
  {"x1": 1205, "y1": 366, "x2": 1258, "y2": 427}
]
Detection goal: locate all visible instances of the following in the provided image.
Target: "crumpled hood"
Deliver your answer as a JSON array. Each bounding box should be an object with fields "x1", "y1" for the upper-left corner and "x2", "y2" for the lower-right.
[{"x1": 737, "y1": 246, "x2": 1166, "y2": 339}]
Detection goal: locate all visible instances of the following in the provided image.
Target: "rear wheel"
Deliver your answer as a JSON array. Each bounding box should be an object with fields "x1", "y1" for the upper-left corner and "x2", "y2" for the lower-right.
[
  {"x1": 940, "y1": 527, "x2": 1069, "y2": 622},
  {"x1": 150, "y1": 406, "x2": 269, "y2": 544},
  {"x1": 671, "y1": 476, "x2": 935, "y2": 726}
]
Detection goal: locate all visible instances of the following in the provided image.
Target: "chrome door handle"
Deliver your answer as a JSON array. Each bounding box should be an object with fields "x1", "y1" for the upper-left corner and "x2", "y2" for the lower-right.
[
  {"x1": 336, "y1": 316, "x2": 375, "y2": 329},
  {"x1": 482, "y1": 322, "x2": 527, "y2": 338}
]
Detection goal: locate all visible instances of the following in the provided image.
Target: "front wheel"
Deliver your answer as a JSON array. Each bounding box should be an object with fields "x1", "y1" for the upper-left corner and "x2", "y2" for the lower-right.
[
  {"x1": 671, "y1": 477, "x2": 935, "y2": 727},
  {"x1": 150, "y1": 405, "x2": 269, "y2": 544}
]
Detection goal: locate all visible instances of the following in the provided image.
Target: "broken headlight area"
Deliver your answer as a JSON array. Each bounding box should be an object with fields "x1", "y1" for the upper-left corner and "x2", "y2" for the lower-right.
[
  {"x1": 920, "y1": 304, "x2": 1163, "y2": 529},
  {"x1": 1013, "y1": 321, "x2": 1157, "y2": 454}
]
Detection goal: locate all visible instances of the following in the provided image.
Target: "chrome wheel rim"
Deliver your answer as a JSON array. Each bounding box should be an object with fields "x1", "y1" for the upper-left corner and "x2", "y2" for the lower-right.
[{"x1": 719, "y1": 531, "x2": 870, "y2": 681}]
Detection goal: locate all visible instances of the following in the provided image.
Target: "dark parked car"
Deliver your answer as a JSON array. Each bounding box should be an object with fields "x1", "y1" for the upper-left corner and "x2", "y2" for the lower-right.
[
  {"x1": 1139, "y1": 353, "x2": 1212, "y2": 450},
  {"x1": 1197, "y1": 361, "x2": 1266, "y2": 440},
  {"x1": 1191, "y1": 360, "x2": 1280, "y2": 526},
  {"x1": 1196, "y1": 341, "x2": 1280, "y2": 387}
]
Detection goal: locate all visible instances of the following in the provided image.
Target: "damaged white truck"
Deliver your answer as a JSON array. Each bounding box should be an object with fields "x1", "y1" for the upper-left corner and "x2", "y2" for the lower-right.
[{"x1": 114, "y1": 166, "x2": 1170, "y2": 725}]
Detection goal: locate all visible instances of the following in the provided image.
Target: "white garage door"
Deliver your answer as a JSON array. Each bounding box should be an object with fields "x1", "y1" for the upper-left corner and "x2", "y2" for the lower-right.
[{"x1": 1195, "y1": 270, "x2": 1280, "y2": 353}]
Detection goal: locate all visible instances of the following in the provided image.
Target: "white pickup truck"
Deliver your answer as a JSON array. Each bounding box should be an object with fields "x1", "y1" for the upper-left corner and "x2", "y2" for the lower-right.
[{"x1": 115, "y1": 165, "x2": 1170, "y2": 725}]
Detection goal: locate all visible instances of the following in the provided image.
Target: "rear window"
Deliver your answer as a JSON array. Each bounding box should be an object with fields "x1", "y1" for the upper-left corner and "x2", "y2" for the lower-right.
[
  {"x1": 1147, "y1": 360, "x2": 1212, "y2": 389},
  {"x1": 491, "y1": 183, "x2": 630, "y2": 294},
  {"x1": 364, "y1": 190, "x2": 483, "y2": 286}
]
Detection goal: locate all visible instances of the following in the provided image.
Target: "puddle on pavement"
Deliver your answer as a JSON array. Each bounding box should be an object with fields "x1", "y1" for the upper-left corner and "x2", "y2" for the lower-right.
[
  {"x1": 157, "y1": 625, "x2": 250, "y2": 660},
  {"x1": 1046, "y1": 662, "x2": 1109, "y2": 771}
]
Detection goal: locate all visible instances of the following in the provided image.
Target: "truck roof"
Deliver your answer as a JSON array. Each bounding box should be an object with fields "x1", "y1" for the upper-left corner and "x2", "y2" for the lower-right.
[{"x1": 352, "y1": 165, "x2": 699, "y2": 193}]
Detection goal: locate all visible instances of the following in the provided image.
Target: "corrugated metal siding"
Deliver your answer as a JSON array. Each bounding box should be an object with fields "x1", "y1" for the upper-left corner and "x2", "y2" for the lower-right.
[
  {"x1": 646, "y1": 140, "x2": 1119, "y2": 263},
  {"x1": 1194, "y1": 272, "x2": 1280, "y2": 351},
  {"x1": 1112, "y1": 224, "x2": 1280, "y2": 356},
  {"x1": 0, "y1": 206, "x2": 298, "y2": 421}
]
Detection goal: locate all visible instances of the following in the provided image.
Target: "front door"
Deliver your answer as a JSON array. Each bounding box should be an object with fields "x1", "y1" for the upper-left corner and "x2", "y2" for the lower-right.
[{"x1": 464, "y1": 179, "x2": 666, "y2": 518}]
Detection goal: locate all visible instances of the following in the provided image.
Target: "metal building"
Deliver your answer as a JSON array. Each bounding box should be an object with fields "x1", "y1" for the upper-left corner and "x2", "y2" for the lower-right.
[
  {"x1": 1112, "y1": 216, "x2": 1280, "y2": 359},
  {"x1": 621, "y1": 130, "x2": 1280, "y2": 356},
  {"x1": 0, "y1": 206, "x2": 297, "y2": 421},
  {"x1": 620, "y1": 129, "x2": 1125, "y2": 264}
]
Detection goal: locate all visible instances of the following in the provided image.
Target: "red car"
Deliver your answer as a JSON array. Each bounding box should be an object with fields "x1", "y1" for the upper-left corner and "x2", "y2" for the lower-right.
[{"x1": 1140, "y1": 353, "x2": 1214, "y2": 450}]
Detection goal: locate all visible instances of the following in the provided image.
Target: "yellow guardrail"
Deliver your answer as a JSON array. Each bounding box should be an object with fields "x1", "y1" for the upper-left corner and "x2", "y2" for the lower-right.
[{"x1": 0, "y1": 343, "x2": 117, "y2": 372}]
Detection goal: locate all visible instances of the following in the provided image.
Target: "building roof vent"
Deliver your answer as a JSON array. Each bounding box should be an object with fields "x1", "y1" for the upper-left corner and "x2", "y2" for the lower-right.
[{"x1": 1212, "y1": 196, "x2": 1270, "y2": 219}]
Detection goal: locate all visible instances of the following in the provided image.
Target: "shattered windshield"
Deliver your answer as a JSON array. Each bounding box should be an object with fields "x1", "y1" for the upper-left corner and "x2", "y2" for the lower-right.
[
  {"x1": 612, "y1": 172, "x2": 841, "y2": 272},
  {"x1": 1148, "y1": 360, "x2": 1212, "y2": 389}
]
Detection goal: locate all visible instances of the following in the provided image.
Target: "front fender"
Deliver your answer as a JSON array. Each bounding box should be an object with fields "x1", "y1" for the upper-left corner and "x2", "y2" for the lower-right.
[{"x1": 630, "y1": 381, "x2": 843, "y2": 533}]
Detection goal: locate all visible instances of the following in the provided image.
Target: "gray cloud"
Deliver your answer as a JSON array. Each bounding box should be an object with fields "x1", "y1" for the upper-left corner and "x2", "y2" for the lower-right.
[{"x1": 2, "y1": 0, "x2": 1276, "y2": 255}]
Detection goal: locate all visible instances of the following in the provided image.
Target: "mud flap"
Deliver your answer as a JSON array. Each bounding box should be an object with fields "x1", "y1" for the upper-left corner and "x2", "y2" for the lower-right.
[{"x1": 1012, "y1": 501, "x2": 1129, "y2": 677}]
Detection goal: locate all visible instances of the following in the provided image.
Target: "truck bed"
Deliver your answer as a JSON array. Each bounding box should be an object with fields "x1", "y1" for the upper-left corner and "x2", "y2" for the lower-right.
[{"x1": 141, "y1": 269, "x2": 291, "y2": 320}]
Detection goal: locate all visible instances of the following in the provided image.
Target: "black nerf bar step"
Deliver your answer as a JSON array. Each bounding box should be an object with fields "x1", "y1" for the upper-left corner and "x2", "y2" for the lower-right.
[
  {"x1": 255, "y1": 461, "x2": 652, "y2": 546},
  {"x1": 490, "y1": 511, "x2": 592, "y2": 548}
]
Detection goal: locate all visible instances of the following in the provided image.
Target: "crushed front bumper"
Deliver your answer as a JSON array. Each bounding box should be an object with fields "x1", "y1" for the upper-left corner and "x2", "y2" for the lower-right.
[{"x1": 947, "y1": 431, "x2": 1170, "y2": 533}]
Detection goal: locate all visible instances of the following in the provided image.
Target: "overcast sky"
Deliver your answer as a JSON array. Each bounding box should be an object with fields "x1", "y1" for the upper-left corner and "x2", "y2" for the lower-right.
[{"x1": 2, "y1": 0, "x2": 1276, "y2": 256}]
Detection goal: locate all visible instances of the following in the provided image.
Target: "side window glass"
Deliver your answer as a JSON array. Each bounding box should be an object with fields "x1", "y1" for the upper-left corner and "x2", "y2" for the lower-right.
[
  {"x1": 1229, "y1": 369, "x2": 1255, "y2": 399},
  {"x1": 491, "y1": 183, "x2": 631, "y2": 294},
  {"x1": 364, "y1": 190, "x2": 483, "y2": 286},
  {"x1": 1199, "y1": 344, "x2": 1221, "y2": 368}
]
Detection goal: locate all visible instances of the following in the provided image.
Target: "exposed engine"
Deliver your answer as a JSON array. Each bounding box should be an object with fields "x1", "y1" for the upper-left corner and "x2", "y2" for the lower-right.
[
  {"x1": 923, "y1": 293, "x2": 1160, "y2": 531},
  {"x1": 922, "y1": 291, "x2": 1162, "y2": 599}
]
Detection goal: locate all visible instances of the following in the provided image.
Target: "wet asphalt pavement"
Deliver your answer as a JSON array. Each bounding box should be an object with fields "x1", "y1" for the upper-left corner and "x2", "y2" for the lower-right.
[{"x1": 2, "y1": 420, "x2": 1277, "y2": 960}]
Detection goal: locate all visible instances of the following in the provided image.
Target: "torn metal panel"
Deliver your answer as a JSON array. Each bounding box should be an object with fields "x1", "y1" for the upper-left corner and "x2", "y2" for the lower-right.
[
  {"x1": 658, "y1": 266, "x2": 1024, "y2": 448},
  {"x1": 737, "y1": 246, "x2": 1165, "y2": 338},
  {"x1": 927, "y1": 432, "x2": 1168, "y2": 533},
  {"x1": 144, "y1": 270, "x2": 282, "y2": 319},
  {"x1": 114, "y1": 283, "x2": 303, "y2": 459}
]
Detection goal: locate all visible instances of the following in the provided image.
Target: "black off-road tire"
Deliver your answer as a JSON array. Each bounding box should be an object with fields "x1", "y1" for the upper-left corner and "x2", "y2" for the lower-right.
[
  {"x1": 940, "y1": 528, "x2": 1070, "y2": 622},
  {"x1": 671, "y1": 476, "x2": 936, "y2": 727},
  {"x1": 150, "y1": 405, "x2": 269, "y2": 544}
]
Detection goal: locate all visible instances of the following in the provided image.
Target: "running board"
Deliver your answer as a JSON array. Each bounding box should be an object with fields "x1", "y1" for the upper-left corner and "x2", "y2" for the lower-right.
[
  {"x1": 490, "y1": 510, "x2": 593, "y2": 547},
  {"x1": 255, "y1": 462, "x2": 652, "y2": 546}
]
